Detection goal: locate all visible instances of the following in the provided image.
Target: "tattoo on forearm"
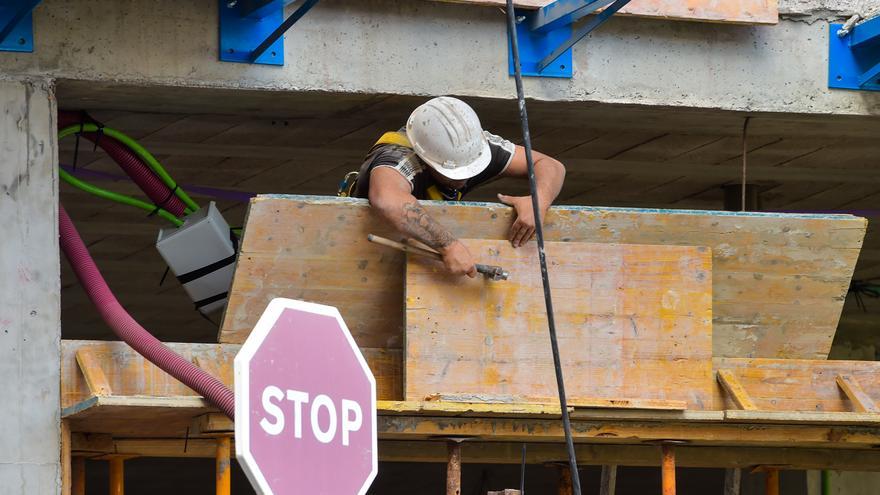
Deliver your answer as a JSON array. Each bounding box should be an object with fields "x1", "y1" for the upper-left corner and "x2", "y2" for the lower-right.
[{"x1": 401, "y1": 202, "x2": 456, "y2": 248}]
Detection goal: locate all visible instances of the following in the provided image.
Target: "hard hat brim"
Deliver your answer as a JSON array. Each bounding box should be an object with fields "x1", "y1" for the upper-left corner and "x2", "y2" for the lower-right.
[{"x1": 418, "y1": 136, "x2": 492, "y2": 182}]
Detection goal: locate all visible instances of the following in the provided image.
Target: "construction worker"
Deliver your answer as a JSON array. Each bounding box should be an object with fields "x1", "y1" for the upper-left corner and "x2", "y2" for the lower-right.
[{"x1": 340, "y1": 96, "x2": 566, "y2": 278}]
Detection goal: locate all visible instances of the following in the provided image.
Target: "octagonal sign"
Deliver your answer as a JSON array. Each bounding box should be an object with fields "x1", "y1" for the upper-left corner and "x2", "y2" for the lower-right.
[{"x1": 235, "y1": 298, "x2": 377, "y2": 495}]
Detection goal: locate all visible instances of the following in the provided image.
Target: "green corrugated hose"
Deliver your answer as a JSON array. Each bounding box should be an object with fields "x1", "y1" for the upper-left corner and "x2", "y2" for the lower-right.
[
  {"x1": 59, "y1": 168, "x2": 183, "y2": 227},
  {"x1": 58, "y1": 124, "x2": 200, "y2": 213}
]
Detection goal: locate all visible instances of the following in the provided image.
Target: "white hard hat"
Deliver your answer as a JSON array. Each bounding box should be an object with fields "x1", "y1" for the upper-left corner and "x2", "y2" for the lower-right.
[{"x1": 406, "y1": 97, "x2": 491, "y2": 181}]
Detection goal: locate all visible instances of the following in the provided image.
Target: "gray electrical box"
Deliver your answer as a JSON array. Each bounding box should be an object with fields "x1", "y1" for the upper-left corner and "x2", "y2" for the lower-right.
[{"x1": 156, "y1": 202, "x2": 237, "y2": 317}]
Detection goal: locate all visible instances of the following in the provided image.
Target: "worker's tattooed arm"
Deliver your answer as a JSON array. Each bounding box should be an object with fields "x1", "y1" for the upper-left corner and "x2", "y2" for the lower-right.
[
  {"x1": 401, "y1": 202, "x2": 456, "y2": 249},
  {"x1": 368, "y1": 167, "x2": 477, "y2": 277}
]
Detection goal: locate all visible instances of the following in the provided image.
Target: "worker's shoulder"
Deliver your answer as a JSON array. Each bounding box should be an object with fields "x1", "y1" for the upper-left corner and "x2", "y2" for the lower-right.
[
  {"x1": 483, "y1": 130, "x2": 515, "y2": 154},
  {"x1": 367, "y1": 143, "x2": 424, "y2": 182}
]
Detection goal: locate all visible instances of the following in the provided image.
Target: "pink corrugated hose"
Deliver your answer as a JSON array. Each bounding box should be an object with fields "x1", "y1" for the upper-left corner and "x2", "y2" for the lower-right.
[
  {"x1": 58, "y1": 111, "x2": 188, "y2": 216},
  {"x1": 59, "y1": 205, "x2": 235, "y2": 419}
]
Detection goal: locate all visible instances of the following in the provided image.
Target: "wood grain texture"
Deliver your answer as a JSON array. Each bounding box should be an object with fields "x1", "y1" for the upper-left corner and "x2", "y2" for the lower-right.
[
  {"x1": 61, "y1": 340, "x2": 404, "y2": 410},
  {"x1": 713, "y1": 358, "x2": 880, "y2": 412},
  {"x1": 836, "y1": 375, "x2": 879, "y2": 413},
  {"x1": 405, "y1": 239, "x2": 714, "y2": 408},
  {"x1": 433, "y1": 0, "x2": 778, "y2": 24},
  {"x1": 717, "y1": 369, "x2": 757, "y2": 410},
  {"x1": 222, "y1": 196, "x2": 864, "y2": 359},
  {"x1": 71, "y1": 438, "x2": 880, "y2": 470}
]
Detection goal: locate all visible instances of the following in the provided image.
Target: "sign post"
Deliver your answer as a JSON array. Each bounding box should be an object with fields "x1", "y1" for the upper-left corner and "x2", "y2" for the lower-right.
[{"x1": 235, "y1": 298, "x2": 378, "y2": 495}]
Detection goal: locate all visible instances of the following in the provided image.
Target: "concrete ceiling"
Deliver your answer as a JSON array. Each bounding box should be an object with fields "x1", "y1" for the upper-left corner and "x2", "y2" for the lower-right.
[{"x1": 56, "y1": 81, "x2": 880, "y2": 355}]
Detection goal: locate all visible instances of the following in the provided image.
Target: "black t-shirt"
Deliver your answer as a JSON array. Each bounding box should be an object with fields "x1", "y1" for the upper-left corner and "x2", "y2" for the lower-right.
[{"x1": 354, "y1": 130, "x2": 516, "y2": 201}]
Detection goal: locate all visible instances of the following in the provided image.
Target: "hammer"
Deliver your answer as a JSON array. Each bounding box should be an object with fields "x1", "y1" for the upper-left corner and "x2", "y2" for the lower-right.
[{"x1": 367, "y1": 234, "x2": 509, "y2": 281}]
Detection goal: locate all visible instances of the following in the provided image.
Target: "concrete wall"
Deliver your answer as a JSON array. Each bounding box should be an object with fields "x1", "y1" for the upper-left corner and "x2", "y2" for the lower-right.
[
  {"x1": 0, "y1": 79, "x2": 60, "y2": 494},
  {"x1": 0, "y1": 0, "x2": 877, "y2": 116}
]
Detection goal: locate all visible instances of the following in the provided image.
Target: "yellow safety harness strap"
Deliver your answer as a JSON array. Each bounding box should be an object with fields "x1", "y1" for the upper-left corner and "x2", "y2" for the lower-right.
[{"x1": 375, "y1": 131, "x2": 412, "y2": 148}]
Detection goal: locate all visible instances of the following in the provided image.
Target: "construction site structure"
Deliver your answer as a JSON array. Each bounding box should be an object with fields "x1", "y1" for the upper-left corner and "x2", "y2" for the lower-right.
[{"x1": 4, "y1": 0, "x2": 880, "y2": 494}]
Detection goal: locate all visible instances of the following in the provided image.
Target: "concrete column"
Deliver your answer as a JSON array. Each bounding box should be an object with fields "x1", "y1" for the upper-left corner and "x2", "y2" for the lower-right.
[{"x1": 0, "y1": 78, "x2": 60, "y2": 494}]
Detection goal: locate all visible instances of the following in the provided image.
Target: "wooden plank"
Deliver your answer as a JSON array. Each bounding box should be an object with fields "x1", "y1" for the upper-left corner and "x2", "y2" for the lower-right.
[
  {"x1": 836, "y1": 375, "x2": 879, "y2": 413},
  {"x1": 70, "y1": 438, "x2": 880, "y2": 470},
  {"x1": 75, "y1": 348, "x2": 113, "y2": 397},
  {"x1": 713, "y1": 358, "x2": 880, "y2": 412},
  {"x1": 724, "y1": 410, "x2": 880, "y2": 426},
  {"x1": 405, "y1": 239, "x2": 714, "y2": 408},
  {"x1": 425, "y1": 393, "x2": 687, "y2": 411},
  {"x1": 62, "y1": 394, "x2": 880, "y2": 447},
  {"x1": 433, "y1": 0, "x2": 778, "y2": 24},
  {"x1": 61, "y1": 340, "x2": 404, "y2": 408},
  {"x1": 381, "y1": 400, "x2": 565, "y2": 417},
  {"x1": 378, "y1": 415, "x2": 880, "y2": 447},
  {"x1": 717, "y1": 370, "x2": 757, "y2": 411},
  {"x1": 223, "y1": 196, "x2": 865, "y2": 360}
]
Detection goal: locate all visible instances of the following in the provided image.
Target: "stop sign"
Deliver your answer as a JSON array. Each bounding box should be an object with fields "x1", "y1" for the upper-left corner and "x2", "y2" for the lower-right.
[{"x1": 234, "y1": 298, "x2": 378, "y2": 495}]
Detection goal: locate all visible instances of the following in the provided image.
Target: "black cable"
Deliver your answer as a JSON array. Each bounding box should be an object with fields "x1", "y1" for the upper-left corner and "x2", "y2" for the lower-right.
[
  {"x1": 519, "y1": 443, "x2": 527, "y2": 494},
  {"x1": 504, "y1": 4, "x2": 581, "y2": 495}
]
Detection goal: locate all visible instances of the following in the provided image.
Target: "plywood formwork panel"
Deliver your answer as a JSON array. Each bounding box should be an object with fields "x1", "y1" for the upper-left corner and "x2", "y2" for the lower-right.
[
  {"x1": 222, "y1": 196, "x2": 865, "y2": 359},
  {"x1": 437, "y1": 0, "x2": 778, "y2": 24},
  {"x1": 61, "y1": 340, "x2": 403, "y2": 411},
  {"x1": 713, "y1": 358, "x2": 880, "y2": 413},
  {"x1": 404, "y1": 240, "x2": 713, "y2": 408}
]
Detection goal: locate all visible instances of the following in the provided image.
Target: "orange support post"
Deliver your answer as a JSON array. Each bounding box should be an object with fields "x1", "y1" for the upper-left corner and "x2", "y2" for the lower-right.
[
  {"x1": 72, "y1": 457, "x2": 85, "y2": 495},
  {"x1": 109, "y1": 458, "x2": 124, "y2": 495},
  {"x1": 557, "y1": 464, "x2": 573, "y2": 495},
  {"x1": 766, "y1": 469, "x2": 780, "y2": 495},
  {"x1": 661, "y1": 445, "x2": 676, "y2": 495},
  {"x1": 216, "y1": 436, "x2": 232, "y2": 495}
]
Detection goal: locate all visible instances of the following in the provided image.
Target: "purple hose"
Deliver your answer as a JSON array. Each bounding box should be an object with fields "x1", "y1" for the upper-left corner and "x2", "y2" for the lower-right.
[
  {"x1": 58, "y1": 111, "x2": 188, "y2": 217},
  {"x1": 60, "y1": 205, "x2": 235, "y2": 419}
]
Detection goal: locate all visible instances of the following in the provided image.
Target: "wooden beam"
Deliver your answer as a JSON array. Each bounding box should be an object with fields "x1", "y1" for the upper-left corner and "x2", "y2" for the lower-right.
[
  {"x1": 75, "y1": 438, "x2": 880, "y2": 470},
  {"x1": 377, "y1": 415, "x2": 880, "y2": 447},
  {"x1": 836, "y1": 375, "x2": 880, "y2": 413},
  {"x1": 723, "y1": 410, "x2": 880, "y2": 426},
  {"x1": 75, "y1": 348, "x2": 112, "y2": 397},
  {"x1": 717, "y1": 370, "x2": 757, "y2": 411},
  {"x1": 424, "y1": 395, "x2": 687, "y2": 412}
]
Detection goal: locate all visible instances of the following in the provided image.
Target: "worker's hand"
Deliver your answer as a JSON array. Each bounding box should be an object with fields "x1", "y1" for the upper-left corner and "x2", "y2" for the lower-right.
[
  {"x1": 498, "y1": 194, "x2": 545, "y2": 248},
  {"x1": 439, "y1": 241, "x2": 477, "y2": 278}
]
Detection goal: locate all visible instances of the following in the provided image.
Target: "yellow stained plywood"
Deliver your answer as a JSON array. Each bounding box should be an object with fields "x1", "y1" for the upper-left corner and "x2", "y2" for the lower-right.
[
  {"x1": 222, "y1": 196, "x2": 865, "y2": 359},
  {"x1": 61, "y1": 340, "x2": 403, "y2": 410},
  {"x1": 434, "y1": 0, "x2": 778, "y2": 25},
  {"x1": 405, "y1": 240, "x2": 714, "y2": 408},
  {"x1": 713, "y1": 358, "x2": 880, "y2": 413}
]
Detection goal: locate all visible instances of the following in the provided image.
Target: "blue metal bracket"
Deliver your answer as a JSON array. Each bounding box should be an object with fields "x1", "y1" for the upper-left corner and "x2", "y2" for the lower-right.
[
  {"x1": 219, "y1": 0, "x2": 319, "y2": 65},
  {"x1": 508, "y1": 0, "x2": 631, "y2": 78},
  {"x1": 829, "y1": 17, "x2": 880, "y2": 91},
  {"x1": 0, "y1": 1, "x2": 41, "y2": 53}
]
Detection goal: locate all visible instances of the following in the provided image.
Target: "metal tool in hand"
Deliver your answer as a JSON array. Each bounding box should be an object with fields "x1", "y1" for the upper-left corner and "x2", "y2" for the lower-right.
[{"x1": 366, "y1": 234, "x2": 509, "y2": 281}]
